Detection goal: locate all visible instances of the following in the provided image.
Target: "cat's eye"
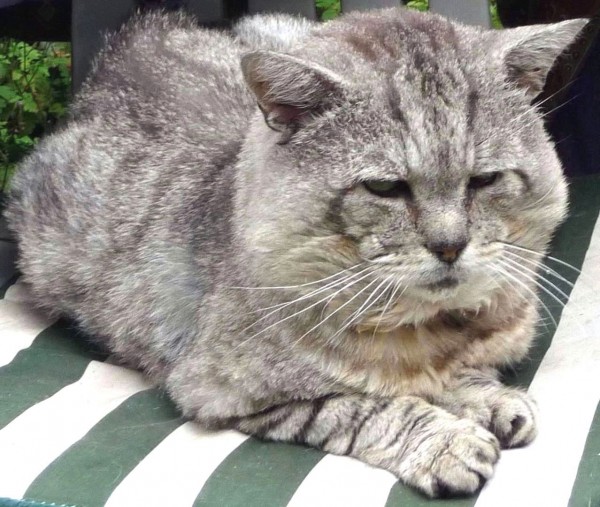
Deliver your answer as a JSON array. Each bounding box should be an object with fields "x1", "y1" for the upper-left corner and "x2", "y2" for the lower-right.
[
  {"x1": 363, "y1": 180, "x2": 412, "y2": 199},
  {"x1": 468, "y1": 172, "x2": 502, "y2": 190}
]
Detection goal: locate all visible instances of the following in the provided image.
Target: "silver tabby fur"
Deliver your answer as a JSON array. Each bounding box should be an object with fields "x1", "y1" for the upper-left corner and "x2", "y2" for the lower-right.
[{"x1": 5, "y1": 8, "x2": 586, "y2": 497}]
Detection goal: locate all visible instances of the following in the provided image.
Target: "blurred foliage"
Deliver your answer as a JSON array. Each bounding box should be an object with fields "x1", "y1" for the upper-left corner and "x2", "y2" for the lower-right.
[
  {"x1": 317, "y1": 0, "x2": 502, "y2": 28},
  {"x1": 316, "y1": 0, "x2": 342, "y2": 20},
  {"x1": 0, "y1": 40, "x2": 71, "y2": 191},
  {"x1": 406, "y1": 0, "x2": 428, "y2": 12},
  {"x1": 490, "y1": 0, "x2": 503, "y2": 28}
]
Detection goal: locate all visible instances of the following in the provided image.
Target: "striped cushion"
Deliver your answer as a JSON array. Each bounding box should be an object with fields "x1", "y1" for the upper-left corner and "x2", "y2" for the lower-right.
[{"x1": 1, "y1": 175, "x2": 599, "y2": 507}]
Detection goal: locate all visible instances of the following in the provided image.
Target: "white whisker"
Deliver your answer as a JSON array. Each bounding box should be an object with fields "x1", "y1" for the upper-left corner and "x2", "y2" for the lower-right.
[
  {"x1": 229, "y1": 263, "x2": 366, "y2": 290},
  {"x1": 372, "y1": 277, "x2": 406, "y2": 336},
  {"x1": 256, "y1": 265, "x2": 374, "y2": 314},
  {"x1": 500, "y1": 242, "x2": 582, "y2": 275},
  {"x1": 328, "y1": 275, "x2": 396, "y2": 345},
  {"x1": 503, "y1": 249, "x2": 574, "y2": 288},
  {"x1": 489, "y1": 263, "x2": 557, "y2": 328},
  {"x1": 292, "y1": 277, "x2": 382, "y2": 348},
  {"x1": 235, "y1": 269, "x2": 376, "y2": 350},
  {"x1": 500, "y1": 256, "x2": 571, "y2": 303},
  {"x1": 497, "y1": 259, "x2": 567, "y2": 313}
]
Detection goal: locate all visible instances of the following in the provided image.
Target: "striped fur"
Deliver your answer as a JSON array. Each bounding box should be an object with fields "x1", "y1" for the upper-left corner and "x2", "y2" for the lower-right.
[{"x1": 5, "y1": 8, "x2": 586, "y2": 498}]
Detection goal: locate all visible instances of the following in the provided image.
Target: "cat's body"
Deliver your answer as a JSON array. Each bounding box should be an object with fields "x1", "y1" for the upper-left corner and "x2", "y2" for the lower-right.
[{"x1": 6, "y1": 8, "x2": 585, "y2": 497}]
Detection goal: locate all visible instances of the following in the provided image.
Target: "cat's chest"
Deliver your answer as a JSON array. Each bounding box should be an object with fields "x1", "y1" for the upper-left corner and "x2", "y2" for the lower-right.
[
  {"x1": 312, "y1": 307, "x2": 534, "y2": 398},
  {"x1": 317, "y1": 325, "x2": 460, "y2": 397}
]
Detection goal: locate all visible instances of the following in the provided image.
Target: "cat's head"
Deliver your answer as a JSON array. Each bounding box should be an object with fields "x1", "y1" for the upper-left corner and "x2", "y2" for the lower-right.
[{"x1": 235, "y1": 8, "x2": 586, "y2": 322}]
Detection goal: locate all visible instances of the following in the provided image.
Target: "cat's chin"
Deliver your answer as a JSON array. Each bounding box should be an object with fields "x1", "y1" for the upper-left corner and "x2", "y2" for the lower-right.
[
  {"x1": 412, "y1": 272, "x2": 464, "y2": 300},
  {"x1": 408, "y1": 272, "x2": 494, "y2": 309},
  {"x1": 422, "y1": 276, "x2": 460, "y2": 291}
]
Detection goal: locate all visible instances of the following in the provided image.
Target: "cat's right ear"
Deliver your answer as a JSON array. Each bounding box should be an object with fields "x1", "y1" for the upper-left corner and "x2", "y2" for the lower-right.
[
  {"x1": 241, "y1": 51, "x2": 345, "y2": 141},
  {"x1": 492, "y1": 18, "x2": 588, "y2": 100}
]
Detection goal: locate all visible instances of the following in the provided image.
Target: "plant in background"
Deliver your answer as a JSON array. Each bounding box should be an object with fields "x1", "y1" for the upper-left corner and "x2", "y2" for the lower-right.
[
  {"x1": 406, "y1": 0, "x2": 428, "y2": 12},
  {"x1": 316, "y1": 1, "x2": 502, "y2": 27},
  {"x1": 0, "y1": 40, "x2": 71, "y2": 191},
  {"x1": 317, "y1": 0, "x2": 429, "y2": 19},
  {"x1": 316, "y1": 0, "x2": 341, "y2": 20},
  {"x1": 490, "y1": 0, "x2": 503, "y2": 29}
]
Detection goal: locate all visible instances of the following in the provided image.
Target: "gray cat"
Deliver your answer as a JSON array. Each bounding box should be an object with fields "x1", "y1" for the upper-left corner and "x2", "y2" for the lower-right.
[{"x1": 5, "y1": 7, "x2": 586, "y2": 497}]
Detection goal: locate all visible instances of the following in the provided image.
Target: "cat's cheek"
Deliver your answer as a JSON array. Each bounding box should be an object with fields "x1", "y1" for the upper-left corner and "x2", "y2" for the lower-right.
[{"x1": 355, "y1": 235, "x2": 380, "y2": 258}]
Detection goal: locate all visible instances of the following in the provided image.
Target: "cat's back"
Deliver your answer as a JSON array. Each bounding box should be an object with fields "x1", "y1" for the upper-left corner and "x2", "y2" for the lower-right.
[
  {"x1": 5, "y1": 12, "x2": 252, "y2": 318},
  {"x1": 74, "y1": 11, "x2": 254, "y2": 143}
]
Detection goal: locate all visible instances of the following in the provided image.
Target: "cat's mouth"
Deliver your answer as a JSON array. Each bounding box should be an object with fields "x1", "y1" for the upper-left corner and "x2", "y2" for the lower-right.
[{"x1": 422, "y1": 276, "x2": 460, "y2": 291}]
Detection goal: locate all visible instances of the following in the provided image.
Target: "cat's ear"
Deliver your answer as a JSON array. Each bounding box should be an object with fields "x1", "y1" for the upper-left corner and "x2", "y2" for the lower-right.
[
  {"x1": 241, "y1": 50, "x2": 344, "y2": 139},
  {"x1": 494, "y1": 19, "x2": 587, "y2": 99}
]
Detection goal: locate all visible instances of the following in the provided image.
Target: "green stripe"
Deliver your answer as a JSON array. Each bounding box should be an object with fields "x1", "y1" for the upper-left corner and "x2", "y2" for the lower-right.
[
  {"x1": 0, "y1": 320, "x2": 106, "y2": 430},
  {"x1": 504, "y1": 175, "x2": 600, "y2": 388},
  {"x1": 386, "y1": 177, "x2": 600, "y2": 506},
  {"x1": 0, "y1": 240, "x2": 18, "y2": 298},
  {"x1": 386, "y1": 484, "x2": 475, "y2": 507},
  {"x1": 0, "y1": 272, "x2": 19, "y2": 299},
  {"x1": 568, "y1": 401, "x2": 600, "y2": 507},
  {"x1": 0, "y1": 498, "x2": 78, "y2": 507},
  {"x1": 24, "y1": 389, "x2": 182, "y2": 507},
  {"x1": 194, "y1": 439, "x2": 325, "y2": 507}
]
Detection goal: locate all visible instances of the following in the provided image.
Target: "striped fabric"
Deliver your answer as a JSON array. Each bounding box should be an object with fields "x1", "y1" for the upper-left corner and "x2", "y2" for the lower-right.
[{"x1": 0, "y1": 175, "x2": 599, "y2": 507}]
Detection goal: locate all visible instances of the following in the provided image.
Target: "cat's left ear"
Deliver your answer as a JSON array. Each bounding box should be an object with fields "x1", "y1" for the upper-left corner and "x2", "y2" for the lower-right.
[
  {"x1": 241, "y1": 50, "x2": 345, "y2": 140},
  {"x1": 493, "y1": 18, "x2": 588, "y2": 99}
]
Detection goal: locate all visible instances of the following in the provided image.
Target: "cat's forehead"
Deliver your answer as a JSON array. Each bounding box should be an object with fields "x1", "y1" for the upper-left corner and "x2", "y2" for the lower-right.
[
  {"x1": 334, "y1": 7, "x2": 464, "y2": 62},
  {"x1": 382, "y1": 64, "x2": 475, "y2": 177},
  {"x1": 314, "y1": 11, "x2": 482, "y2": 177},
  {"x1": 342, "y1": 72, "x2": 475, "y2": 181}
]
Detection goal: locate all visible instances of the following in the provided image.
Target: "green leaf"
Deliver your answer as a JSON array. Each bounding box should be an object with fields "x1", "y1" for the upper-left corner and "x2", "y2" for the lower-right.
[
  {"x1": 48, "y1": 102, "x2": 65, "y2": 115},
  {"x1": 321, "y1": 7, "x2": 340, "y2": 20},
  {"x1": 21, "y1": 93, "x2": 39, "y2": 113},
  {"x1": 315, "y1": 0, "x2": 338, "y2": 8},
  {"x1": 0, "y1": 85, "x2": 19, "y2": 103},
  {"x1": 406, "y1": 0, "x2": 429, "y2": 11},
  {"x1": 15, "y1": 135, "x2": 34, "y2": 148},
  {"x1": 11, "y1": 69, "x2": 23, "y2": 82},
  {"x1": 490, "y1": 0, "x2": 503, "y2": 29},
  {"x1": 0, "y1": 40, "x2": 71, "y2": 190},
  {"x1": 34, "y1": 65, "x2": 50, "y2": 79}
]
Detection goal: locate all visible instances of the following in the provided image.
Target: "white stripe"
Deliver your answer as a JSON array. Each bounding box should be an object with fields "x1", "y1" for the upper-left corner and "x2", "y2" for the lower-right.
[
  {"x1": 0, "y1": 280, "x2": 56, "y2": 367},
  {"x1": 0, "y1": 361, "x2": 150, "y2": 498},
  {"x1": 287, "y1": 454, "x2": 397, "y2": 507},
  {"x1": 475, "y1": 215, "x2": 600, "y2": 507},
  {"x1": 105, "y1": 423, "x2": 248, "y2": 507},
  {"x1": 4, "y1": 279, "x2": 28, "y2": 303}
]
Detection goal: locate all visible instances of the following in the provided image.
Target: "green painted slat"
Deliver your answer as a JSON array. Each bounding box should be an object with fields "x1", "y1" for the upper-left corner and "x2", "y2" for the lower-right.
[
  {"x1": 568, "y1": 401, "x2": 600, "y2": 507},
  {"x1": 0, "y1": 273, "x2": 19, "y2": 299},
  {"x1": 386, "y1": 483, "x2": 475, "y2": 507},
  {"x1": 0, "y1": 498, "x2": 78, "y2": 507},
  {"x1": 194, "y1": 439, "x2": 326, "y2": 507},
  {"x1": 503, "y1": 175, "x2": 600, "y2": 388},
  {"x1": 386, "y1": 178, "x2": 600, "y2": 506},
  {"x1": 24, "y1": 389, "x2": 182, "y2": 507},
  {"x1": 0, "y1": 320, "x2": 106, "y2": 430}
]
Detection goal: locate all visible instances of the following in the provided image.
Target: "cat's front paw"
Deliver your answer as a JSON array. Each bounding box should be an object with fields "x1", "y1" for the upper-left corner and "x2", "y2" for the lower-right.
[
  {"x1": 399, "y1": 415, "x2": 500, "y2": 498},
  {"x1": 439, "y1": 386, "x2": 538, "y2": 449},
  {"x1": 488, "y1": 390, "x2": 538, "y2": 448}
]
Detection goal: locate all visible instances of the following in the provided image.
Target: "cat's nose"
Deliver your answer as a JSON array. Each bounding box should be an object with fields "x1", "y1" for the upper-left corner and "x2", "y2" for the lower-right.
[{"x1": 426, "y1": 240, "x2": 467, "y2": 264}]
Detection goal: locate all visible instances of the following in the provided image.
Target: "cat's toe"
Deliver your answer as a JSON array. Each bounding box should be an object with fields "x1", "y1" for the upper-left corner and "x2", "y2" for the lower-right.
[
  {"x1": 401, "y1": 418, "x2": 500, "y2": 498},
  {"x1": 490, "y1": 391, "x2": 538, "y2": 448}
]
